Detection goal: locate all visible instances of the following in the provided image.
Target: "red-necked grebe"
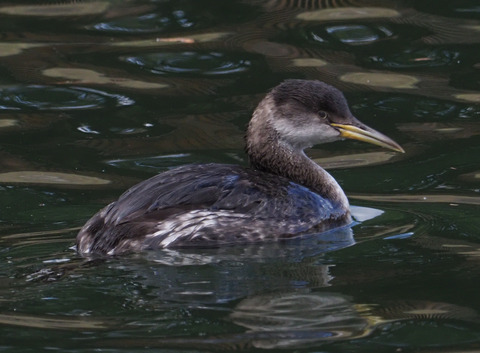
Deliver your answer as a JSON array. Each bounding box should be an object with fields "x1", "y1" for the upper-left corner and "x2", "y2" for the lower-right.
[{"x1": 77, "y1": 79, "x2": 404, "y2": 255}]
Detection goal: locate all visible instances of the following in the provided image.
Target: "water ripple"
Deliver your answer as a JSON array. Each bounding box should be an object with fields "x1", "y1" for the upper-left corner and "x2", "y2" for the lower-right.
[
  {"x1": 0, "y1": 85, "x2": 134, "y2": 111},
  {"x1": 306, "y1": 24, "x2": 395, "y2": 46},
  {"x1": 89, "y1": 11, "x2": 194, "y2": 34},
  {"x1": 87, "y1": 3, "x2": 257, "y2": 34},
  {"x1": 121, "y1": 51, "x2": 252, "y2": 76},
  {"x1": 325, "y1": 24, "x2": 390, "y2": 45},
  {"x1": 367, "y1": 48, "x2": 461, "y2": 69}
]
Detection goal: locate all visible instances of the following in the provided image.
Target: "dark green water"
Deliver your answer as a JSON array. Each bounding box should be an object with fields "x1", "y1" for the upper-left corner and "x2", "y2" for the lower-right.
[{"x1": 0, "y1": 0, "x2": 479, "y2": 352}]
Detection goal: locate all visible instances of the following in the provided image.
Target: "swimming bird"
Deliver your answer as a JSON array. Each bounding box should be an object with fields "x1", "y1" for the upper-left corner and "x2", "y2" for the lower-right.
[{"x1": 77, "y1": 79, "x2": 404, "y2": 255}]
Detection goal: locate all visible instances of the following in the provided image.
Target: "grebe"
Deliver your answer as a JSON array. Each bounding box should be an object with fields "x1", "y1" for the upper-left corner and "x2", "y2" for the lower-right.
[{"x1": 77, "y1": 80, "x2": 404, "y2": 255}]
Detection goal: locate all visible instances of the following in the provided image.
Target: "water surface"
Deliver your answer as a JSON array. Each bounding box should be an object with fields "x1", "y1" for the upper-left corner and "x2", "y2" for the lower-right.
[{"x1": 0, "y1": 0, "x2": 479, "y2": 352}]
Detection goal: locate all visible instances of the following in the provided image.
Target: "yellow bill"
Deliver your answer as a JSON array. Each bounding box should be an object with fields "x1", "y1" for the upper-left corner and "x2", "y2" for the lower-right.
[{"x1": 331, "y1": 123, "x2": 405, "y2": 153}]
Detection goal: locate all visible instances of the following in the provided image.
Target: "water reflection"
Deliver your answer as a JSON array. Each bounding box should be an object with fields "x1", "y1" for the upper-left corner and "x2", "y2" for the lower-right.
[
  {"x1": 284, "y1": 23, "x2": 397, "y2": 48},
  {"x1": 0, "y1": 85, "x2": 134, "y2": 111},
  {"x1": 0, "y1": 2, "x2": 110, "y2": 17},
  {"x1": 111, "y1": 31, "x2": 232, "y2": 48},
  {"x1": 141, "y1": 226, "x2": 355, "y2": 269},
  {"x1": 66, "y1": 254, "x2": 480, "y2": 350},
  {"x1": 0, "y1": 312, "x2": 108, "y2": 330},
  {"x1": 230, "y1": 291, "x2": 378, "y2": 348},
  {"x1": 0, "y1": 43, "x2": 43, "y2": 57},
  {"x1": 351, "y1": 193, "x2": 480, "y2": 206},
  {"x1": 340, "y1": 72, "x2": 420, "y2": 89},
  {"x1": 296, "y1": 7, "x2": 401, "y2": 21},
  {"x1": 106, "y1": 153, "x2": 219, "y2": 172},
  {"x1": 42, "y1": 68, "x2": 167, "y2": 90},
  {"x1": 122, "y1": 51, "x2": 252, "y2": 76},
  {"x1": 88, "y1": 1, "x2": 257, "y2": 34},
  {"x1": 412, "y1": 1, "x2": 480, "y2": 19},
  {"x1": 398, "y1": 122, "x2": 480, "y2": 141},
  {"x1": 326, "y1": 24, "x2": 392, "y2": 45},
  {"x1": 228, "y1": 293, "x2": 479, "y2": 349},
  {"x1": 1, "y1": 0, "x2": 479, "y2": 351},
  {"x1": 313, "y1": 150, "x2": 400, "y2": 169},
  {"x1": 367, "y1": 48, "x2": 461, "y2": 69},
  {"x1": 90, "y1": 11, "x2": 195, "y2": 34},
  {"x1": 0, "y1": 171, "x2": 110, "y2": 186},
  {"x1": 4, "y1": 199, "x2": 479, "y2": 351}
]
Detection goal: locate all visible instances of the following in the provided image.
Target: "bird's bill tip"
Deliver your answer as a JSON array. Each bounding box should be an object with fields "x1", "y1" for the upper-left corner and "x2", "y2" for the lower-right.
[{"x1": 330, "y1": 123, "x2": 405, "y2": 153}]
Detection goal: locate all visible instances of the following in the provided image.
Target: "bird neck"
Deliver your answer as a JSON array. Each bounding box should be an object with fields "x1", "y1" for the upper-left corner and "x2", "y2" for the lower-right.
[{"x1": 246, "y1": 110, "x2": 349, "y2": 211}]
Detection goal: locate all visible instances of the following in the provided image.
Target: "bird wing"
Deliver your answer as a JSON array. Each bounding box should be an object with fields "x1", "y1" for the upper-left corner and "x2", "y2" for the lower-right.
[
  {"x1": 108, "y1": 163, "x2": 338, "y2": 224},
  {"x1": 78, "y1": 164, "x2": 346, "y2": 253}
]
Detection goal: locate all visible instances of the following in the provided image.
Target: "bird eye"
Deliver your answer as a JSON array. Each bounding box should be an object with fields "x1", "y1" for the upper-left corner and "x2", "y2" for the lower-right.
[{"x1": 318, "y1": 111, "x2": 328, "y2": 119}]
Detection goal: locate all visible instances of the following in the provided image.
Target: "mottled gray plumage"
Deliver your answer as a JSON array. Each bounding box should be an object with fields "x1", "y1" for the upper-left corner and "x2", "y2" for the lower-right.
[
  {"x1": 77, "y1": 164, "x2": 348, "y2": 254},
  {"x1": 77, "y1": 79, "x2": 403, "y2": 255}
]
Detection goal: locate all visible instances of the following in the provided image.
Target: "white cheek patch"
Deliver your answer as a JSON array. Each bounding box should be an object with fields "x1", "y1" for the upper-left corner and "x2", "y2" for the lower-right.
[{"x1": 272, "y1": 117, "x2": 340, "y2": 149}]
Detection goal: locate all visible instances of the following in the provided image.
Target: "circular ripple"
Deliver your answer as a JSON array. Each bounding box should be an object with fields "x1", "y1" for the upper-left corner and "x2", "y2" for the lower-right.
[
  {"x1": 324, "y1": 24, "x2": 388, "y2": 45},
  {"x1": 0, "y1": 86, "x2": 134, "y2": 111},
  {"x1": 89, "y1": 12, "x2": 190, "y2": 34},
  {"x1": 88, "y1": 3, "x2": 257, "y2": 34},
  {"x1": 280, "y1": 24, "x2": 396, "y2": 48},
  {"x1": 317, "y1": 24, "x2": 394, "y2": 45},
  {"x1": 121, "y1": 51, "x2": 252, "y2": 77}
]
